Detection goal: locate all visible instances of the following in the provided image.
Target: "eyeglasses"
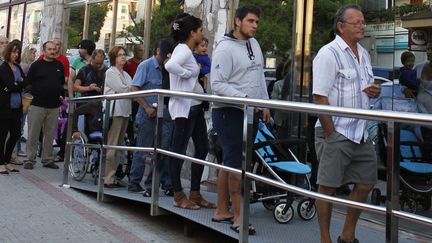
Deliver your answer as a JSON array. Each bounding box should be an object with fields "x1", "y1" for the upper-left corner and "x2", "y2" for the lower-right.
[
  {"x1": 342, "y1": 21, "x2": 366, "y2": 28},
  {"x1": 117, "y1": 53, "x2": 127, "y2": 57}
]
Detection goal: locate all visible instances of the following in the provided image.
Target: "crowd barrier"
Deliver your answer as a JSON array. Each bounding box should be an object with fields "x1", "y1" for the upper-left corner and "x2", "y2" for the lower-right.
[{"x1": 63, "y1": 89, "x2": 432, "y2": 243}]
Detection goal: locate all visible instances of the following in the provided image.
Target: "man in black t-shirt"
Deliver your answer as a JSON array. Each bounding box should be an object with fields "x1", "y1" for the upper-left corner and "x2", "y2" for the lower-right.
[
  {"x1": 24, "y1": 41, "x2": 65, "y2": 170},
  {"x1": 73, "y1": 49, "x2": 107, "y2": 97}
]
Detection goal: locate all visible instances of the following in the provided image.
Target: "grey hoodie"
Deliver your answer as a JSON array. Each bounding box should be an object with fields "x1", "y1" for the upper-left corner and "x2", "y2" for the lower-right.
[{"x1": 210, "y1": 34, "x2": 269, "y2": 108}]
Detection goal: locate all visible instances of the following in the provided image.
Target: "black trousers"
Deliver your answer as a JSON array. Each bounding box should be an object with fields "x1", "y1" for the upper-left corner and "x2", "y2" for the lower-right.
[{"x1": 0, "y1": 109, "x2": 22, "y2": 165}]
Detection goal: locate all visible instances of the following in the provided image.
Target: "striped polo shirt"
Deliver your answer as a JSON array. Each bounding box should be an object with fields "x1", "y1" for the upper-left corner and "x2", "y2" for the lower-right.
[{"x1": 313, "y1": 35, "x2": 374, "y2": 144}]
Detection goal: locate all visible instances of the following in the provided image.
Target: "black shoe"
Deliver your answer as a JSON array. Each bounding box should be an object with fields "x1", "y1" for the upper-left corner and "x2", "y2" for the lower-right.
[
  {"x1": 128, "y1": 184, "x2": 144, "y2": 193},
  {"x1": 164, "y1": 188, "x2": 174, "y2": 197},
  {"x1": 337, "y1": 236, "x2": 359, "y2": 243},
  {"x1": 105, "y1": 182, "x2": 126, "y2": 188},
  {"x1": 142, "y1": 189, "x2": 152, "y2": 197}
]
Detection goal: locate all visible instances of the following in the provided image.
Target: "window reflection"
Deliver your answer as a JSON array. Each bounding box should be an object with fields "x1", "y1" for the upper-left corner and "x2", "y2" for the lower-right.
[
  {"x1": 0, "y1": 9, "x2": 7, "y2": 37},
  {"x1": 23, "y1": 1, "x2": 43, "y2": 45},
  {"x1": 9, "y1": 3, "x2": 24, "y2": 40}
]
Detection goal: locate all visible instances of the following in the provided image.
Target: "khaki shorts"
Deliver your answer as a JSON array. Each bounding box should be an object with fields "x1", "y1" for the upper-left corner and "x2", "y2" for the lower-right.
[{"x1": 315, "y1": 127, "x2": 377, "y2": 188}]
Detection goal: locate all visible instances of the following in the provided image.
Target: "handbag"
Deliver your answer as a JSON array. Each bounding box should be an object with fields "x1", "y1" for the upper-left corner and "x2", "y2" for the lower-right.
[{"x1": 22, "y1": 93, "x2": 33, "y2": 113}]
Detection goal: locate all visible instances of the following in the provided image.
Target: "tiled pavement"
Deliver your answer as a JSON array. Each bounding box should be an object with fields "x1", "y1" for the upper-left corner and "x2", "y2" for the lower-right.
[
  {"x1": 2, "y1": 147, "x2": 432, "y2": 242},
  {"x1": 0, "y1": 157, "x2": 232, "y2": 243}
]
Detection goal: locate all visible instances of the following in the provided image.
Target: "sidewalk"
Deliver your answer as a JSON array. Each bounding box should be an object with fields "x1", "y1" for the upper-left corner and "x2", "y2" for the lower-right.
[{"x1": 0, "y1": 157, "x2": 233, "y2": 243}]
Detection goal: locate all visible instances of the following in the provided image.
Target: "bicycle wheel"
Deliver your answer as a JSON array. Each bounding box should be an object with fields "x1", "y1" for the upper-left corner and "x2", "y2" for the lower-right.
[{"x1": 69, "y1": 136, "x2": 89, "y2": 181}]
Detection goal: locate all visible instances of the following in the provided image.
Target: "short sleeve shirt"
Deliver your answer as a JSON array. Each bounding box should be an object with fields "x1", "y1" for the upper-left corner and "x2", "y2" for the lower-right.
[
  {"x1": 71, "y1": 57, "x2": 88, "y2": 74},
  {"x1": 76, "y1": 64, "x2": 108, "y2": 97},
  {"x1": 312, "y1": 35, "x2": 374, "y2": 143},
  {"x1": 131, "y1": 56, "x2": 163, "y2": 122}
]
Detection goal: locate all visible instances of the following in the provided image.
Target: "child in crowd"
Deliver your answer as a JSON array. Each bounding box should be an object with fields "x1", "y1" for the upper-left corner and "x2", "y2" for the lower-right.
[
  {"x1": 399, "y1": 51, "x2": 418, "y2": 98},
  {"x1": 193, "y1": 37, "x2": 210, "y2": 110},
  {"x1": 193, "y1": 37, "x2": 211, "y2": 91}
]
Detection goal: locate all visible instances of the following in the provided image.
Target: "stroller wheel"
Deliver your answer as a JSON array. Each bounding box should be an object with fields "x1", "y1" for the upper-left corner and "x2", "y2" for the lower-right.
[
  {"x1": 297, "y1": 199, "x2": 316, "y2": 221},
  {"x1": 370, "y1": 188, "x2": 382, "y2": 206},
  {"x1": 273, "y1": 202, "x2": 294, "y2": 224},
  {"x1": 262, "y1": 199, "x2": 279, "y2": 211},
  {"x1": 401, "y1": 198, "x2": 417, "y2": 214}
]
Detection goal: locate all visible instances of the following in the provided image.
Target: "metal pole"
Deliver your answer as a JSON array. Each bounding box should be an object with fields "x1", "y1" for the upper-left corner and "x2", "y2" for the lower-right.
[
  {"x1": 109, "y1": 0, "x2": 119, "y2": 49},
  {"x1": 150, "y1": 95, "x2": 164, "y2": 216},
  {"x1": 385, "y1": 121, "x2": 400, "y2": 243},
  {"x1": 142, "y1": 0, "x2": 152, "y2": 59},
  {"x1": 227, "y1": 0, "x2": 239, "y2": 33},
  {"x1": 239, "y1": 105, "x2": 254, "y2": 243},
  {"x1": 82, "y1": 1, "x2": 90, "y2": 39},
  {"x1": 97, "y1": 99, "x2": 111, "y2": 202},
  {"x1": 62, "y1": 101, "x2": 75, "y2": 186}
]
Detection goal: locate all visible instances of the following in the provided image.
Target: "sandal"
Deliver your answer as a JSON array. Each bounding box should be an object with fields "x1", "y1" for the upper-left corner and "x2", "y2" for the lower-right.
[
  {"x1": 6, "y1": 164, "x2": 19, "y2": 172},
  {"x1": 337, "y1": 236, "x2": 359, "y2": 243},
  {"x1": 173, "y1": 192, "x2": 200, "y2": 210},
  {"x1": 230, "y1": 224, "x2": 256, "y2": 235},
  {"x1": 189, "y1": 191, "x2": 216, "y2": 208},
  {"x1": 211, "y1": 216, "x2": 234, "y2": 224}
]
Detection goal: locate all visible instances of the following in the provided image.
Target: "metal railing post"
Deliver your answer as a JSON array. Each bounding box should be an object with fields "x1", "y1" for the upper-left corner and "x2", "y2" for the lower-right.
[
  {"x1": 62, "y1": 100, "x2": 75, "y2": 186},
  {"x1": 151, "y1": 95, "x2": 164, "y2": 216},
  {"x1": 97, "y1": 99, "x2": 111, "y2": 202},
  {"x1": 239, "y1": 105, "x2": 254, "y2": 243},
  {"x1": 386, "y1": 121, "x2": 400, "y2": 243}
]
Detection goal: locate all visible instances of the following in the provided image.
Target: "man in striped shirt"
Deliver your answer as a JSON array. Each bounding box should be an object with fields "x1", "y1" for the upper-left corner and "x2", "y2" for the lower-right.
[{"x1": 312, "y1": 4, "x2": 381, "y2": 243}]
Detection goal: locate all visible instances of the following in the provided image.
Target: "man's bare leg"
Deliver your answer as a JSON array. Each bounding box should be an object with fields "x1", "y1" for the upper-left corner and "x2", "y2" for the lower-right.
[
  {"x1": 340, "y1": 183, "x2": 373, "y2": 242},
  {"x1": 317, "y1": 185, "x2": 337, "y2": 243},
  {"x1": 213, "y1": 170, "x2": 233, "y2": 220},
  {"x1": 228, "y1": 172, "x2": 241, "y2": 225}
]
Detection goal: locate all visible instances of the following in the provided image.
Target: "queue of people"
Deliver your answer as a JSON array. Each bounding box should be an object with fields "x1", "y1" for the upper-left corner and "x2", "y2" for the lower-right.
[{"x1": 3, "y1": 3, "x2": 432, "y2": 241}]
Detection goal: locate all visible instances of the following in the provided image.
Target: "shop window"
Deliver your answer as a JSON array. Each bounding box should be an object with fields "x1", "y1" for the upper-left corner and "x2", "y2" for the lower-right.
[
  {"x1": 9, "y1": 3, "x2": 24, "y2": 40},
  {"x1": 0, "y1": 8, "x2": 7, "y2": 37},
  {"x1": 23, "y1": 1, "x2": 43, "y2": 45}
]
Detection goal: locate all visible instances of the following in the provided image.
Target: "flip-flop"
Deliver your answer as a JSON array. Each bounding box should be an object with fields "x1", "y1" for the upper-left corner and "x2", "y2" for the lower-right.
[
  {"x1": 230, "y1": 224, "x2": 256, "y2": 235},
  {"x1": 211, "y1": 217, "x2": 234, "y2": 224},
  {"x1": 8, "y1": 168, "x2": 20, "y2": 173}
]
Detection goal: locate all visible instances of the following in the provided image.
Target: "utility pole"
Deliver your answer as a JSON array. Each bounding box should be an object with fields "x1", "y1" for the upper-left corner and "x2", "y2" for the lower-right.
[
  {"x1": 109, "y1": 0, "x2": 119, "y2": 49},
  {"x1": 82, "y1": 1, "x2": 90, "y2": 39},
  {"x1": 227, "y1": 0, "x2": 239, "y2": 32},
  {"x1": 143, "y1": 0, "x2": 152, "y2": 59}
]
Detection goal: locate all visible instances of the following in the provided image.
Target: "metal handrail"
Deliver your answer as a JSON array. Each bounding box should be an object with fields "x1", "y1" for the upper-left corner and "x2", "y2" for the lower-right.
[
  {"x1": 68, "y1": 89, "x2": 432, "y2": 125},
  {"x1": 65, "y1": 89, "x2": 432, "y2": 242},
  {"x1": 67, "y1": 143, "x2": 431, "y2": 228}
]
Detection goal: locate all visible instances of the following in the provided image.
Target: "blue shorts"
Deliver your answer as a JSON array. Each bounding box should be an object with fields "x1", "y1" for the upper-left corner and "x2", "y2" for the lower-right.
[{"x1": 212, "y1": 107, "x2": 258, "y2": 169}]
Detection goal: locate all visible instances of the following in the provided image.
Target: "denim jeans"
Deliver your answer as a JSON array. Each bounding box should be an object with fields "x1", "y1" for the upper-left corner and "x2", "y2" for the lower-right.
[
  {"x1": 169, "y1": 104, "x2": 208, "y2": 192},
  {"x1": 128, "y1": 108, "x2": 173, "y2": 190}
]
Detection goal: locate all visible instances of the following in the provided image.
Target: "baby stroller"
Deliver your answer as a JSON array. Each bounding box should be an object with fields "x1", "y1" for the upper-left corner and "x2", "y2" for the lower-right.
[
  {"x1": 369, "y1": 97, "x2": 432, "y2": 213},
  {"x1": 251, "y1": 119, "x2": 316, "y2": 223}
]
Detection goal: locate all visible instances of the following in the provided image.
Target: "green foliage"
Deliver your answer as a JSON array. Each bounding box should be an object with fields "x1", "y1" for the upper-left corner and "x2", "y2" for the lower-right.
[
  {"x1": 364, "y1": 3, "x2": 430, "y2": 22},
  {"x1": 149, "y1": 0, "x2": 183, "y2": 51},
  {"x1": 238, "y1": 0, "x2": 359, "y2": 57},
  {"x1": 68, "y1": 3, "x2": 109, "y2": 48},
  {"x1": 240, "y1": 0, "x2": 294, "y2": 59},
  {"x1": 120, "y1": 0, "x2": 183, "y2": 52}
]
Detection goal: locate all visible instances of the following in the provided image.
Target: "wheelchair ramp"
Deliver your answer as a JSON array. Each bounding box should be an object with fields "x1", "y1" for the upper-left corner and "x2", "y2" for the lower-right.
[{"x1": 68, "y1": 178, "x2": 419, "y2": 243}]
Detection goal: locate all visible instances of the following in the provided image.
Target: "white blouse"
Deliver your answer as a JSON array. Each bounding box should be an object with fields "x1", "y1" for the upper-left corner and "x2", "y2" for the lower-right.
[{"x1": 164, "y1": 43, "x2": 203, "y2": 119}]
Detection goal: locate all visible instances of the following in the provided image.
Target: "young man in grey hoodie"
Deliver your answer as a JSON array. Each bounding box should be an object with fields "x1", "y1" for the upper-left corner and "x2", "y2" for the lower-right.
[{"x1": 210, "y1": 5, "x2": 270, "y2": 235}]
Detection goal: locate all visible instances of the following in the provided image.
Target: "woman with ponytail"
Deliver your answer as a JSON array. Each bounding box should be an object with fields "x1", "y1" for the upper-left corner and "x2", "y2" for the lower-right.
[{"x1": 164, "y1": 13, "x2": 215, "y2": 210}]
